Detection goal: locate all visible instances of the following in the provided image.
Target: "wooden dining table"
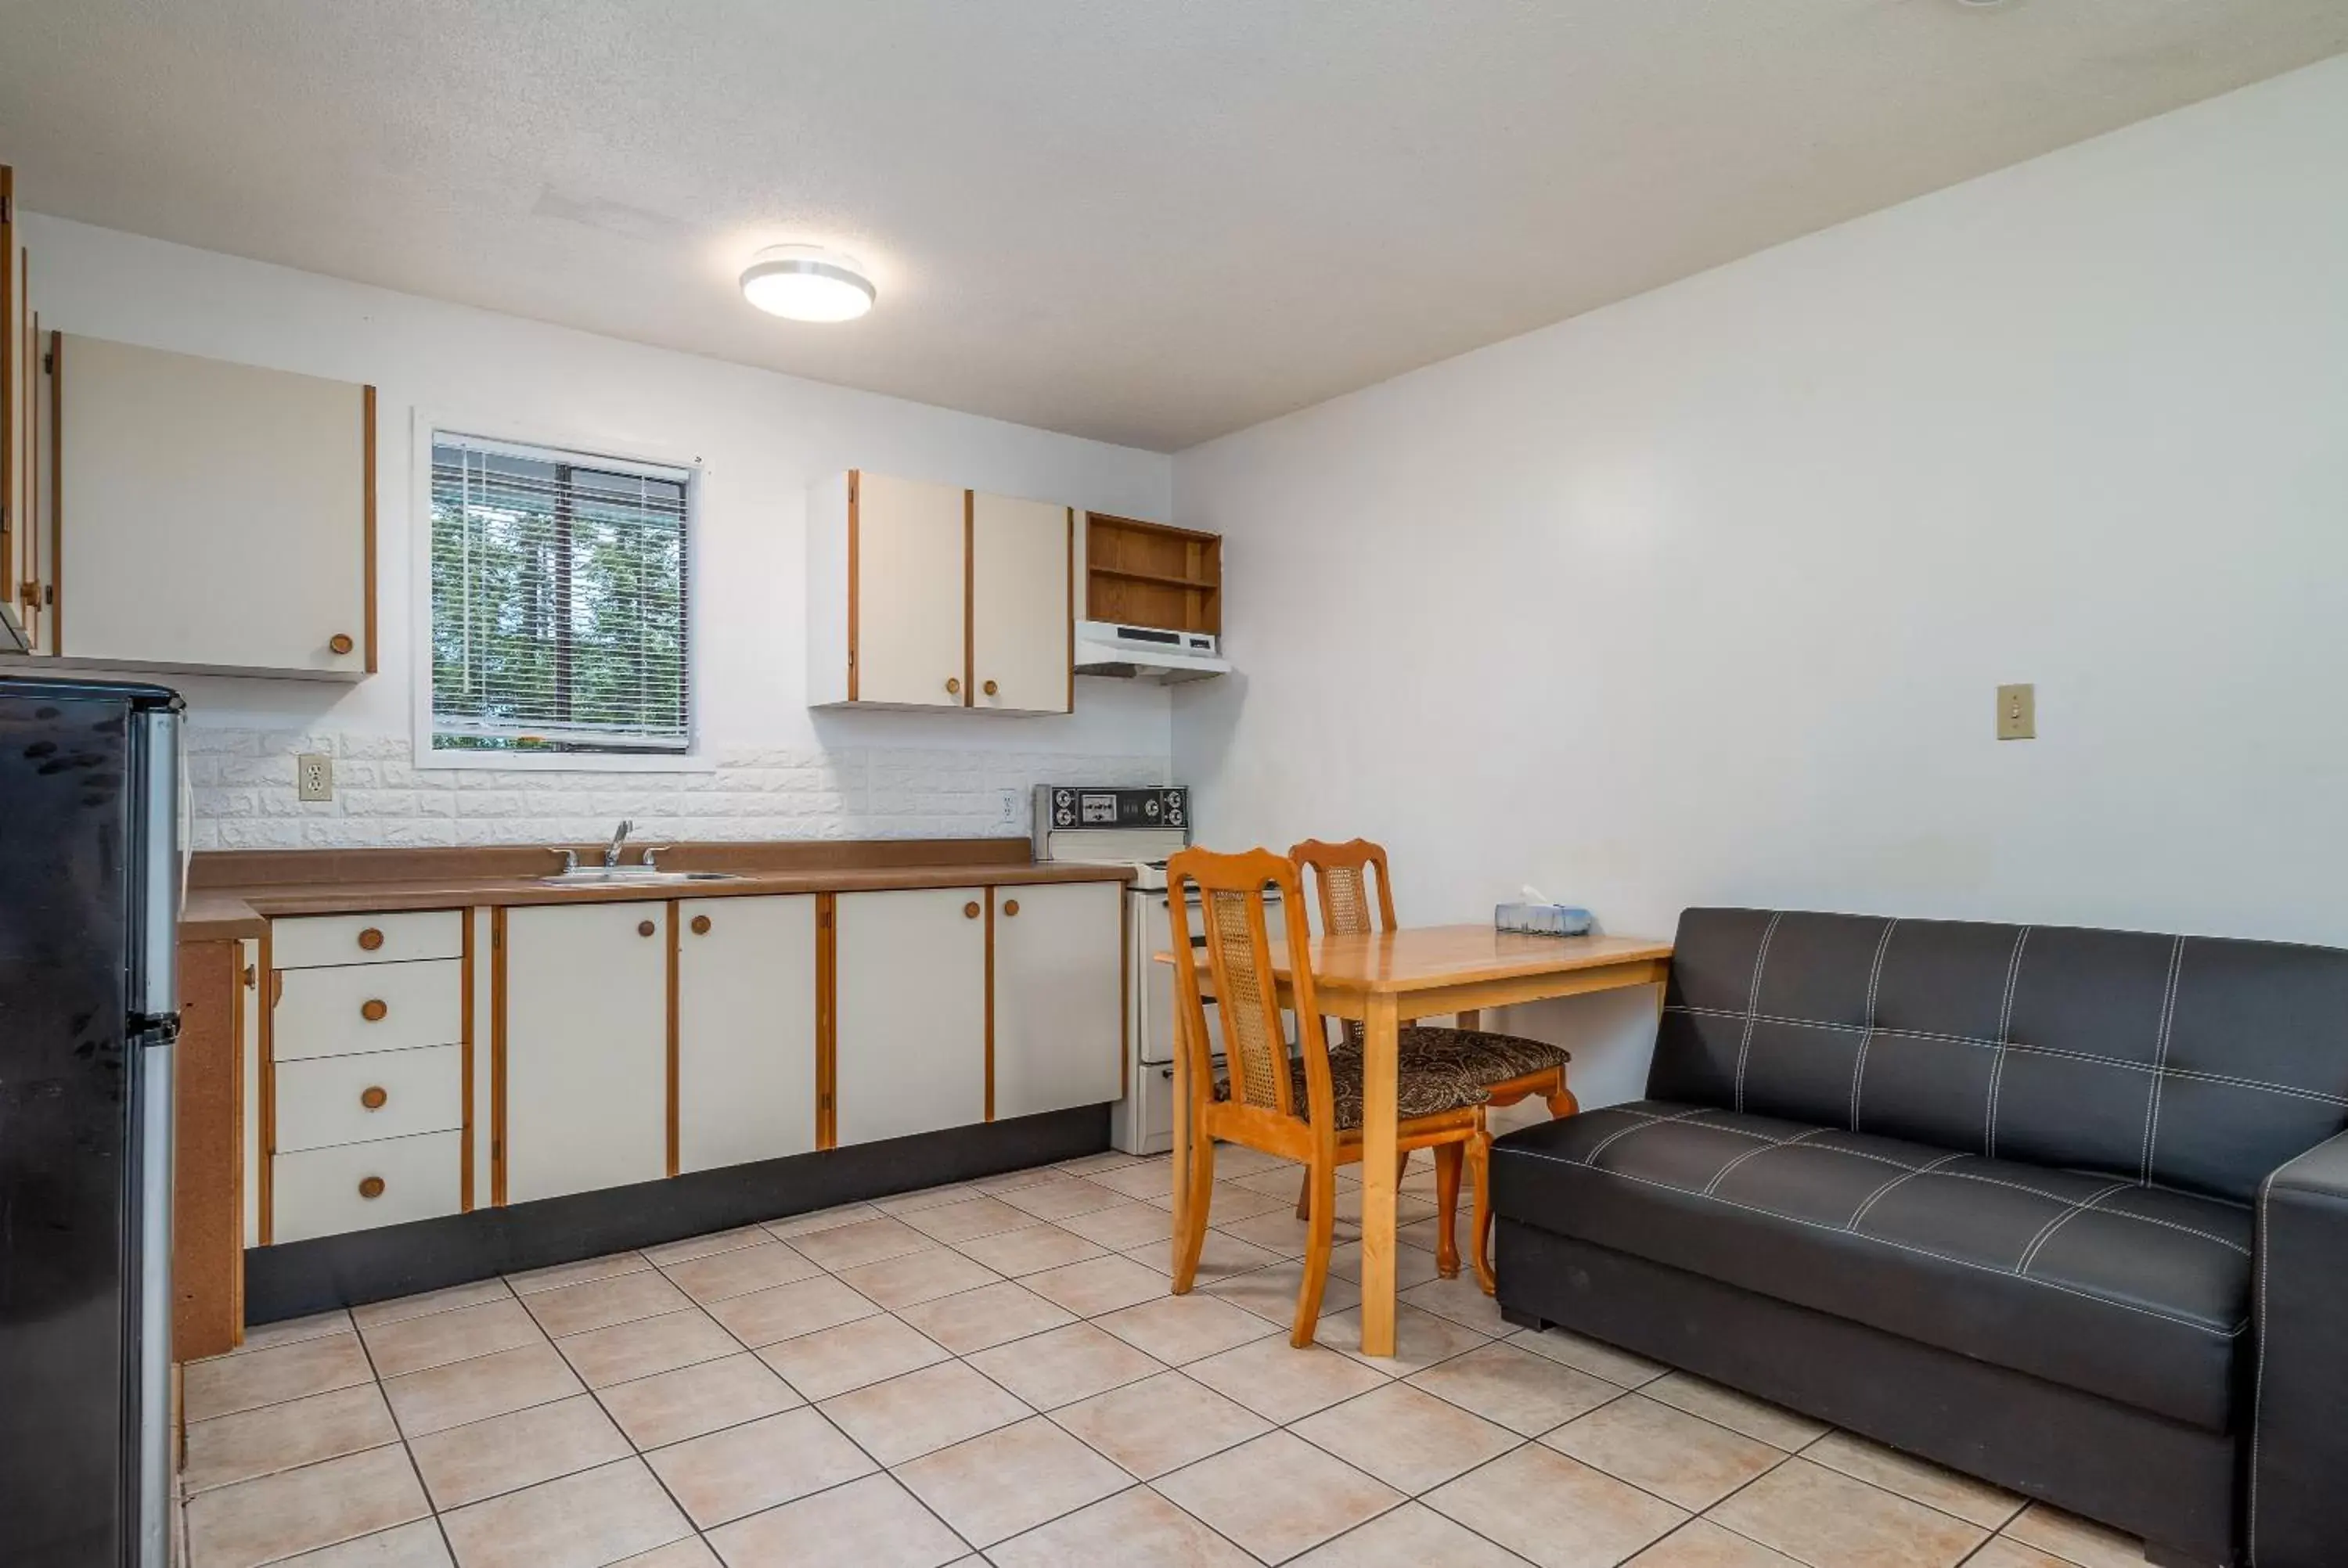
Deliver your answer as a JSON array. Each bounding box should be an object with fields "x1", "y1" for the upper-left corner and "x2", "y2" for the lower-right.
[{"x1": 1162, "y1": 924, "x2": 1673, "y2": 1358}]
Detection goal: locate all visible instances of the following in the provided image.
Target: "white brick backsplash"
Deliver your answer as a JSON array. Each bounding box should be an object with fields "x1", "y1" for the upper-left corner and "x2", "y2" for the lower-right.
[{"x1": 185, "y1": 728, "x2": 1169, "y2": 851}]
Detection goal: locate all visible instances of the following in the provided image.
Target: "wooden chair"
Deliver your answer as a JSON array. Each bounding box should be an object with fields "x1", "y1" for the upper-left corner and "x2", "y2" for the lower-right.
[
  {"x1": 1289, "y1": 837, "x2": 1578, "y2": 1293},
  {"x1": 1165, "y1": 846, "x2": 1494, "y2": 1347}
]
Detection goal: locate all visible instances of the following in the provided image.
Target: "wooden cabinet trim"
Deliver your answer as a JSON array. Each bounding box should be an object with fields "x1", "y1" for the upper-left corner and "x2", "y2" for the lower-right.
[
  {"x1": 983, "y1": 886, "x2": 996, "y2": 1122},
  {"x1": 665, "y1": 899, "x2": 681, "y2": 1178},
  {"x1": 490, "y1": 906, "x2": 507, "y2": 1207},
  {"x1": 845, "y1": 469, "x2": 860, "y2": 703},
  {"x1": 816, "y1": 893, "x2": 837, "y2": 1149},
  {"x1": 459, "y1": 908, "x2": 475, "y2": 1212},
  {"x1": 963, "y1": 488, "x2": 976, "y2": 707},
  {"x1": 257, "y1": 922, "x2": 275, "y2": 1246},
  {"x1": 46, "y1": 329, "x2": 59, "y2": 653},
  {"x1": 1, "y1": 165, "x2": 12, "y2": 592},
  {"x1": 362, "y1": 384, "x2": 377, "y2": 673},
  {"x1": 1066, "y1": 506, "x2": 1075, "y2": 714}
]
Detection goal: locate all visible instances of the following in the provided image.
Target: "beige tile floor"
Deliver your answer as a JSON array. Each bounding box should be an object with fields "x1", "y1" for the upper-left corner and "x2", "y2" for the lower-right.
[{"x1": 176, "y1": 1145, "x2": 2159, "y2": 1568}]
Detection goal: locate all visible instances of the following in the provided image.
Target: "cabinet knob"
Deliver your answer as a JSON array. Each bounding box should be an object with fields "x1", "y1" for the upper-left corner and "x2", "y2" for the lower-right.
[
  {"x1": 360, "y1": 1086, "x2": 387, "y2": 1110},
  {"x1": 358, "y1": 1176, "x2": 385, "y2": 1200},
  {"x1": 945, "y1": 677, "x2": 962, "y2": 696},
  {"x1": 360, "y1": 998, "x2": 388, "y2": 1022},
  {"x1": 242, "y1": 963, "x2": 257, "y2": 989},
  {"x1": 690, "y1": 914, "x2": 711, "y2": 936},
  {"x1": 963, "y1": 901, "x2": 981, "y2": 919},
  {"x1": 357, "y1": 927, "x2": 385, "y2": 951},
  {"x1": 329, "y1": 633, "x2": 355, "y2": 656},
  {"x1": 1003, "y1": 898, "x2": 1020, "y2": 917},
  {"x1": 983, "y1": 679, "x2": 999, "y2": 697},
  {"x1": 638, "y1": 919, "x2": 657, "y2": 938}
]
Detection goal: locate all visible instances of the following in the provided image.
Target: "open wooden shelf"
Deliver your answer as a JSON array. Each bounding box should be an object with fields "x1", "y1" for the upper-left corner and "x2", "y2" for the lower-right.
[{"x1": 1085, "y1": 513, "x2": 1221, "y2": 635}]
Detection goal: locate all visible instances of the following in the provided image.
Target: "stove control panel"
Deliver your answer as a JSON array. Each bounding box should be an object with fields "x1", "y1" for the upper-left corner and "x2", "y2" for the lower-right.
[{"x1": 1036, "y1": 786, "x2": 1189, "y2": 833}]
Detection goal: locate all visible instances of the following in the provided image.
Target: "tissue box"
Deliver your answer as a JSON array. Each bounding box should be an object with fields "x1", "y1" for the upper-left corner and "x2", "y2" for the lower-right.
[{"x1": 1495, "y1": 902, "x2": 1594, "y2": 937}]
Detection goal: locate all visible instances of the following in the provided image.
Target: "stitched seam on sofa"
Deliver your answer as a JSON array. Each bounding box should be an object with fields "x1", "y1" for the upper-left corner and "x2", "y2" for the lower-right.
[
  {"x1": 1667, "y1": 1004, "x2": 2348, "y2": 1108},
  {"x1": 1508, "y1": 1145, "x2": 2249, "y2": 1335},
  {"x1": 1702, "y1": 1125, "x2": 1833, "y2": 1197},
  {"x1": 1848, "y1": 918, "x2": 1900, "y2": 1134},
  {"x1": 2017, "y1": 1179, "x2": 2136, "y2": 1274},
  {"x1": 1845, "y1": 1149, "x2": 1968, "y2": 1231},
  {"x1": 2248, "y1": 1135, "x2": 2340, "y2": 1558},
  {"x1": 1924, "y1": 1169, "x2": 2252, "y2": 1254},
  {"x1": 1986, "y1": 926, "x2": 2032, "y2": 1159},
  {"x1": 1579, "y1": 1104, "x2": 1719, "y2": 1164},
  {"x1": 2139, "y1": 937, "x2": 2187, "y2": 1186},
  {"x1": 1732, "y1": 912, "x2": 1787, "y2": 1115}
]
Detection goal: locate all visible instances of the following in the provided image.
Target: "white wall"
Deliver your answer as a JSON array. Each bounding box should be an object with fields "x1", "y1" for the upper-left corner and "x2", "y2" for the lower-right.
[
  {"x1": 1172, "y1": 55, "x2": 2348, "y2": 1108},
  {"x1": 20, "y1": 214, "x2": 1176, "y2": 845}
]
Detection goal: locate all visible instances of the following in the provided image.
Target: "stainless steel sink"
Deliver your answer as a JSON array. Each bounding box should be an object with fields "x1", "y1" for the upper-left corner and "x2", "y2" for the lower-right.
[{"x1": 536, "y1": 868, "x2": 743, "y2": 886}]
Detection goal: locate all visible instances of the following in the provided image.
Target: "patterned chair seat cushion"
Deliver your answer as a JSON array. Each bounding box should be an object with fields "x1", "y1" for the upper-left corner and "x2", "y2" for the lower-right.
[{"x1": 1213, "y1": 1026, "x2": 1568, "y2": 1130}]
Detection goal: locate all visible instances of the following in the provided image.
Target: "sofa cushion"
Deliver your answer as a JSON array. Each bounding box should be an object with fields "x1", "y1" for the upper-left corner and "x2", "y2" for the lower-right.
[
  {"x1": 1651, "y1": 909, "x2": 2348, "y2": 1203},
  {"x1": 1491, "y1": 1100, "x2": 2252, "y2": 1431}
]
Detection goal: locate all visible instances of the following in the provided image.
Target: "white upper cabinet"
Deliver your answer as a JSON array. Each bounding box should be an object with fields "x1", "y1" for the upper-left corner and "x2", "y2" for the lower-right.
[
  {"x1": 992, "y1": 881, "x2": 1123, "y2": 1120},
  {"x1": 675, "y1": 894, "x2": 819, "y2": 1173},
  {"x1": 806, "y1": 470, "x2": 1071, "y2": 713},
  {"x1": 833, "y1": 886, "x2": 988, "y2": 1145},
  {"x1": 970, "y1": 491, "x2": 1071, "y2": 714},
  {"x1": 501, "y1": 901, "x2": 668, "y2": 1204},
  {"x1": 51, "y1": 334, "x2": 372, "y2": 677}
]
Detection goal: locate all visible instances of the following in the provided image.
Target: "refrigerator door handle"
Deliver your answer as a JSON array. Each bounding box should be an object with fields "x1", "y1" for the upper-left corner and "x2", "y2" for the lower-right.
[{"x1": 131, "y1": 709, "x2": 183, "y2": 1022}]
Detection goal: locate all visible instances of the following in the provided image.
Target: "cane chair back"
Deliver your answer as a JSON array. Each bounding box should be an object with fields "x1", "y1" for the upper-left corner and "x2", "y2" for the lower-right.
[
  {"x1": 1290, "y1": 838, "x2": 1399, "y2": 1050},
  {"x1": 1167, "y1": 847, "x2": 1335, "y2": 1128}
]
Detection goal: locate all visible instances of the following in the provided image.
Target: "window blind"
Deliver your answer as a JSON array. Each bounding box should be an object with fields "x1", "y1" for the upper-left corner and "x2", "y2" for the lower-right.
[{"x1": 429, "y1": 435, "x2": 690, "y2": 752}]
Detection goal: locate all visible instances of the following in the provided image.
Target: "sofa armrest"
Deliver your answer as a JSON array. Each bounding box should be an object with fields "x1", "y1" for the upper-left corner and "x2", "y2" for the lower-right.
[{"x1": 2251, "y1": 1127, "x2": 2348, "y2": 1568}]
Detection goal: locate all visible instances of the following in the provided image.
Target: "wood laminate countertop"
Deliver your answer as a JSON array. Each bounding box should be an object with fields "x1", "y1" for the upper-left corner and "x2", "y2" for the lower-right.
[{"x1": 177, "y1": 840, "x2": 1131, "y2": 943}]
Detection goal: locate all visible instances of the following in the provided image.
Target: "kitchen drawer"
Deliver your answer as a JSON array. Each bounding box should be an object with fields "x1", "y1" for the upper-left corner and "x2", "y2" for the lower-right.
[
  {"x1": 273, "y1": 912, "x2": 463, "y2": 969},
  {"x1": 272, "y1": 1130, "x2": 463, "y2": 1244},
  {"x1": 275, "y1": 1045, "x2": 463, "y2": 1153},
  {"x1": 275, "y1": 959, "x2": 463, "y2": 1062}
]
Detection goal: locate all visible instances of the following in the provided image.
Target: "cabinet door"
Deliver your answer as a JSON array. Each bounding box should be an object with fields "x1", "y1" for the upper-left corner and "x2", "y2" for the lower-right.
[
  {"x1": 54, "y1": 333, "x2": 370, "y2": 673},
  {"x1": 852, "y1": 472, "x2": 967, "y2": 707},
  {"x1": 994, "y1": 883, "x2": 1123, "y2": 1119},
  {"x1": 834, "y1": 887, "x2": 987, "y2": 1145},
  {"x1": 677, "y1": 895, "x2": 819, "y2": 1173},
  {"x1": 502, "y1": 901, "x2": 668, "y2": 1203},
  {"x1": 970, "y1": 492, "x2": 1070, "y2": 714}
]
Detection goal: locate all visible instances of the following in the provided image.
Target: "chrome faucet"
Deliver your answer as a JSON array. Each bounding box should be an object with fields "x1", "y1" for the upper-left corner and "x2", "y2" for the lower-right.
[{"x1": 603, "y1": 819, "x2": 635, "y2": 869}]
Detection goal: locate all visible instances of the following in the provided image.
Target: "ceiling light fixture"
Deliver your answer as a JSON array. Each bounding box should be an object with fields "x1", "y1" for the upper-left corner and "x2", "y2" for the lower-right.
[{"x1": 739, "y1": 245, "x2": 876, "y2": 322}]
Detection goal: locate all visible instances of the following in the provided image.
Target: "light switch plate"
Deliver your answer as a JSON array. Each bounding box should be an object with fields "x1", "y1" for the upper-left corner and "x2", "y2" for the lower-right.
[
  {"x1": 1996, "y1": 684, "x2": 2036, "y2": 741},
  {"x1": 297, "y1": 753, "x2": 334, "y2": 800}
]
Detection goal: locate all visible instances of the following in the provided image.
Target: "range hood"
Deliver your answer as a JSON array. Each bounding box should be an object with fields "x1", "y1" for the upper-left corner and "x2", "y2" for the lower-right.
[{"x1": 1073, "y1": 620, "x2": 1230, "y2": 683}]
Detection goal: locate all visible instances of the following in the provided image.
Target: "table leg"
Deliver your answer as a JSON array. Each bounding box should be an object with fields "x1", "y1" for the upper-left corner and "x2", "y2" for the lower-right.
[{"x1": 1359, "y1": 993, "x2": 1400, "y2": 1358}]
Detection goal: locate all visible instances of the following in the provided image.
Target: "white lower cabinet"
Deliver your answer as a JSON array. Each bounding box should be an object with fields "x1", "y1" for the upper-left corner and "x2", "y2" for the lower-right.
[
  {"x1": 502, "y1": 901, "x2": 668, "y2": 1204},
  {"x1": 834, "y1": 886, "x2": 988, "y2": 1145},
  {"x1": 993, "y1": 882, "x2": 1124, "y2": 1119},
  {"x1": 676, "y1": 895, "x2": 819, "y2": 1173}
]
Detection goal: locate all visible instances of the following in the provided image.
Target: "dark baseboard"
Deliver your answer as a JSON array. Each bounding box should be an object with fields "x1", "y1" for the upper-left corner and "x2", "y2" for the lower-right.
[{"x1": 246, "y1": 1105, "x2": 1109, "y2": 1323}]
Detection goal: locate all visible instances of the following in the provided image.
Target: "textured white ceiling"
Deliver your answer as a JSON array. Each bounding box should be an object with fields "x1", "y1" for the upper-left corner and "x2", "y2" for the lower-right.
[{"x1": 2, "y1": 2, "x2": 2342, "y2": 451}]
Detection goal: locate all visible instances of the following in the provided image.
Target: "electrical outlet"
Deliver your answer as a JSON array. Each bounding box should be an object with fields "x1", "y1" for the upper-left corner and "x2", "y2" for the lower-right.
[
  {"x1": 1996, "y1": 684, "x2": 2036, "y2": 741},
  {"x1": 998, "y1": 788, "x2": 1021, "y2": 827},
  {"x1": 296, "y1": 753, "x2": 334, "y2": 801}
]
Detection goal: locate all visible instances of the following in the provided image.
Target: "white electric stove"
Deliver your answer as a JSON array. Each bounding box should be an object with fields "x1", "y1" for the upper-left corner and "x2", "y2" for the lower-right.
[{"x1": 1032, "y1": 786, "x2": 1277, "y2": 1154}]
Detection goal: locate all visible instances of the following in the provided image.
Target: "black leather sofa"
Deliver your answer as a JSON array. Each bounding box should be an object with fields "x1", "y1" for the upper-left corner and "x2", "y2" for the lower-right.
[{"x1": 1490, "y1": 908, "x2": 2348, "y2": 1568}]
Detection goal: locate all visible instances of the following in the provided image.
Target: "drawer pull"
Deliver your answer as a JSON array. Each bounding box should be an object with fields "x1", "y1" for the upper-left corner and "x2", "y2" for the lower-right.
[
  {"x1": 360, "y1": 998, "x2": 388, "y2": 1022},
  {"x1": 357, "y1": 927, "x2": 385, "y2": 951},
  {"x1": 945, "y1": 677, "x2": 962, "y2": 696},
  {"x1": 690, "y1": 914, "x2": 711, "y2": 936},
  {"x1": 329, "y1": 633, "x2": 356, "y2": 656},
  {"x1": 638, "y1": 919, "x2": 657, "y2": 938},
  {"x1": 360, "y1": 1086, "x2": 388, "y2": 1110},
  {"x1": 963, "y1": 901, "x2": 981, "y2": 919},
  {"x1": 1003, "y1": 898, "x2": 1020, "y2": 917},
  {"x1": 358, "y1": 1176, "x2": 386, "y2": 1200}
]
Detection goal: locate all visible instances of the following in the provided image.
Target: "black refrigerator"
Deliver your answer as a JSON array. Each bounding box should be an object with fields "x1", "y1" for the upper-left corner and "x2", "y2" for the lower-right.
[{"x1": 0, "y1": 677, "x2": 182, "y2": 1567}]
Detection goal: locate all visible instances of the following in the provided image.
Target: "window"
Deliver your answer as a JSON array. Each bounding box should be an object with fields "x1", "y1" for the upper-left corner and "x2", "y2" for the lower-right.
[{"x1": 428, "y1": 434, "x2": 691, "y2": 754}]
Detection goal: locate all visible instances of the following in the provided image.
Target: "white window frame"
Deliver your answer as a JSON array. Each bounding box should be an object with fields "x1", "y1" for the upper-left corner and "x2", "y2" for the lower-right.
[{"x1": 410, "y1": 409, "x2": 714, "y2": 772}]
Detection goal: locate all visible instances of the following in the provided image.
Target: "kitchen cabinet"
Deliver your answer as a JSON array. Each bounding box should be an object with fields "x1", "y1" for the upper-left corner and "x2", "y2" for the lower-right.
[
  {"x1": 675, "y1": 894, "x2": 819, "y2": 1173},
  {"x1": 501, "y1": 901, "x2": 668, "y2": 1204},
  {"x1": 833, "y1": 886, "x2": 988, "y2": 1145},
  {"x1": 992, "y1": 881, "x2": 1124, "y2": 1119},
  {"x1": 971, "y1": 491, "x2": 1071, "y2": 713},
  {"x1": 806, "y1": 469, "x2": 1071, "y2": 713},
  {"x1": 51, "y1": 333, "x2": 373, "y2": 676}
]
